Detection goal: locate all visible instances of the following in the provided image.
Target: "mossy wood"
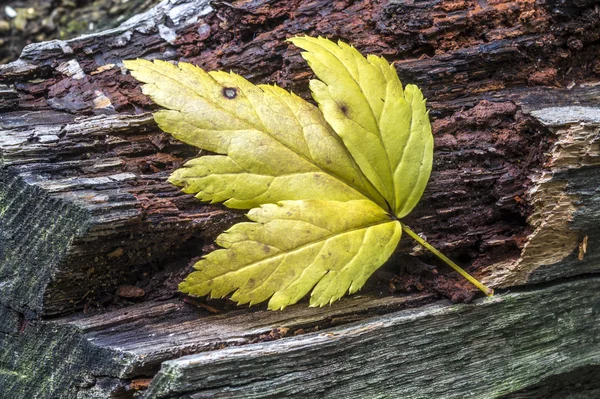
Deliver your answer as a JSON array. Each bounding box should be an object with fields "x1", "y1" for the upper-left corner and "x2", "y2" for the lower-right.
[
  {"x1": 1, "y1": 0, "x2": 600, "y2": 397},
  {"x1": 1, "y1": 279, "x2": 598, "y2": 398}
]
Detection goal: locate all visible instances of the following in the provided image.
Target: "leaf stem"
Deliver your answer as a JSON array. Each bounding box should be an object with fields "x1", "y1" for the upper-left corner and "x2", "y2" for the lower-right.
[{"x1": 401, "y1": 224, "x2": 494, "y2": 297}]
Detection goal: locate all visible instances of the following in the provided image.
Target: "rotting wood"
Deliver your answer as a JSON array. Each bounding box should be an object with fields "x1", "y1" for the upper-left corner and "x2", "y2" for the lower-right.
[
  {"x1": 487, "y1": 106, "x2": 600, "y2": 286},
  {"x1": 1, "y1": 0, "x2": 600, "y2": 397},
  {"x1": 0, "y1": 0, "x2": 213, "y2": 81},
  {"x1": 0, "y1": 0, "x2": 219, "y2": 317},
  {"x1": 0, "y1": 110, "x2": 241, "y2": 316},
  {"x1": 0, "y1": 0, "x2": 165, "y2": 65},
  {"x1": 6, "y1": 0, "x2": 600, "y2": 314}
]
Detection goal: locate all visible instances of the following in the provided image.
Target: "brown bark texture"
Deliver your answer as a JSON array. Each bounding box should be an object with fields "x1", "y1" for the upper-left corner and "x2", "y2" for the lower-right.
[{"x1": 1, "y1": 0, "x2": 599, "y2": 397}]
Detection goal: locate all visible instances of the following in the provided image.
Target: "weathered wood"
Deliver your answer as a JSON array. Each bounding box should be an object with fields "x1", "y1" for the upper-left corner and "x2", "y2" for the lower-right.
[
  {"x1": 1, "y1": 0, "x2": 600, "y2": 397},
  {"x1": 0, "y1": 292, "x2": 433, "y2": 398},
  {"x1": 0, "y1": 0, "x2": 235, "y2": 316},
  {"x1": 143, "y1": 276, "x2": 600, "y2": 399},
  {"x1": 0, "y1": 0, "x2": 164, "y2": 65},
  {"x1": 486, "y1": 106, "x2": 600, "y2": 287},
  {"x1": 0, "y1": 110, "x2": 240, "y2": 316},
  {"x1": 4, "y1": 0, "x2": 600, "y2": 315}
]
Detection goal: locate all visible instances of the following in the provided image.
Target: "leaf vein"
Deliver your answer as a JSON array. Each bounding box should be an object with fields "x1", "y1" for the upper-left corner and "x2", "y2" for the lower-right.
[{"x1": 208, "y1": 219, "x2": 394, "y2": 281}]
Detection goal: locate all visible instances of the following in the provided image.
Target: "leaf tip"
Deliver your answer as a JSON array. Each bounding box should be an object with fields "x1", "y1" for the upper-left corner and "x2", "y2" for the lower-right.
[
  {"x1": 177, "y1": 280, "x2": 192, "y2": 294},
  {"x1": 122, "y1": 59, "x2": 136, "y2": 69}
]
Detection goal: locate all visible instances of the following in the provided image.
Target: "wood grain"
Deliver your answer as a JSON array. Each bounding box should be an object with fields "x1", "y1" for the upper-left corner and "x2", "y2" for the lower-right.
[
  {"x1": 5, "y1": 0, "x2": 600, "y2": 314},
  {"x1": 0, "y1": 293, "x2": 433, "y2": 398},
  {"x1": 144, "y1": 276, "x2": 600, "y2": 398},
  {"x1": 1, "y1": 0, "x2": 600, "y2": 397}
]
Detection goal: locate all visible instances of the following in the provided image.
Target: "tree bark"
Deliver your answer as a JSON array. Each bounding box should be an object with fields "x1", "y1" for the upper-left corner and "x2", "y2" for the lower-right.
[
  {"x1": 1, "y1": 0, "x2": 599, "y2": 397},
  {"x1": 0, "y1": 0, "x2": 163, "y2": 65}
]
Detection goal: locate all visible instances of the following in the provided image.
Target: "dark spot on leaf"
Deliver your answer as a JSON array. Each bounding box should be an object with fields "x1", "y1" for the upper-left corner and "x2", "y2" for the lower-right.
[
  {"x1": 263, "y1": 245, "x2": 271, "y2": 253},
  {"x1": 339, "y1": 103, "x2": 349, "y2": 115},
  {"x1": 222, "y1": 87, "x2": 237, "y2": 99}
]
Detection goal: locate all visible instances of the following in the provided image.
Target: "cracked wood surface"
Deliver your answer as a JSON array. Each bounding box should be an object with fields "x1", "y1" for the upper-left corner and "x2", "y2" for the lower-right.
[
  {"x1": 0, "y1": 110, "x2": 241, "y2": 316},
  {"x1": 144, "y1": 277, "x2": 600, "y2": 398},
  {"x1": 4, "y1": 0, "x2": 600, "y2": 315},
  {"x1": 487, "y1": 106, "x2": 600, "y2": 287},
  {"x1": 1, "y1": 0, "x2": 600, "y2": 397},
  {"x1": 2, "y1": 278, "x2": 598, "y2": 398},
  {"x1": 0, "y1": 293, "x2": 434, "y2": 398}
]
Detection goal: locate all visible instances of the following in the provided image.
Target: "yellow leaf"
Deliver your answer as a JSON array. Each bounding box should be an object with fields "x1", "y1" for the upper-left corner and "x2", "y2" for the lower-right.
[
  {"x1": 124, "y1": 37, "x2": 492, "y2": 310},
  {"x1": 178, "y1": 200, "x2": 401, "y2": 310},
  {"x1": 288, "y1": 36, "x2": 434, "y2": 217},
  {"x1": 123, "y1": 59, "x2": 385, "y2": 209}
]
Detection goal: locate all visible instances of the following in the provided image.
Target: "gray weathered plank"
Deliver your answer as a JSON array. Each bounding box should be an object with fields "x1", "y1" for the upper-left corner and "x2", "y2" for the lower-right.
[
  {"x1": 144, "y1": 276, "x2": 600, "y2": 399},
  {"x1": 0, "y1": 292, "x2": 432, "y2": 398},
  {"x1": 0, "y1": 111, "x2": 237, "y2": 316}
]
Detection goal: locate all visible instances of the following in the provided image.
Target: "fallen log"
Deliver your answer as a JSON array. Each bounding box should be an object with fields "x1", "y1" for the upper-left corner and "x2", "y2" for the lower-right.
[{"x1": 1, "y1": 0, "x2": 599, "y2": 397}]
